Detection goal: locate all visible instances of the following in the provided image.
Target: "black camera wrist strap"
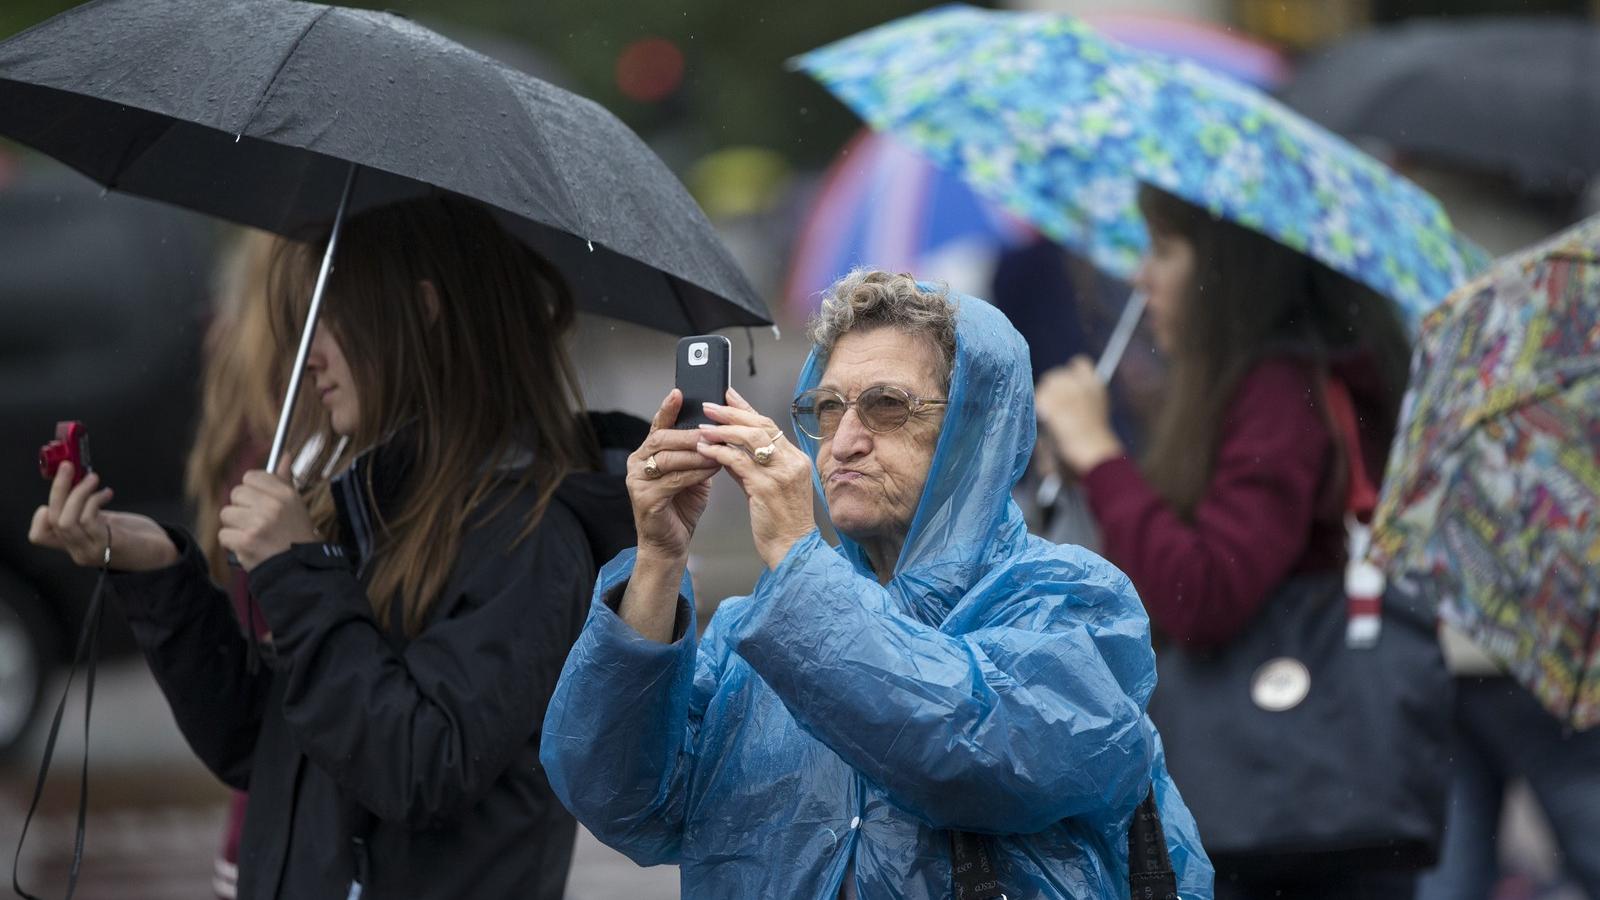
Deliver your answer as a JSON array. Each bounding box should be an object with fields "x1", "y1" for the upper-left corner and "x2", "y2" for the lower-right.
[
  {"x1": 12, "y1": 565, "x2": 108, "y2": 900},
  {"x1": 951, "y1": 788, "x2": 1177, "y2": 900}
]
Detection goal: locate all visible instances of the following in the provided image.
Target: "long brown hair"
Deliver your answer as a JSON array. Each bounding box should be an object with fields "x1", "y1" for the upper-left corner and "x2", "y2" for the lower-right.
[
  {"x1": 270, "y1": 195, "x2": 596, "y2": 635},
  {"x1": 1137, "y1": 185, "x2": 1411, "y2": 518},
  {"x1": 187, "y1": 231, "x2": 286, "y2": 583}
]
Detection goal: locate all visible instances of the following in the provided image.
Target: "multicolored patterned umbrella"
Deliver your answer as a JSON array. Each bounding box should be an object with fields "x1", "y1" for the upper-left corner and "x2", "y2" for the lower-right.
[
  {"x1": 1372, "y1": 215, "x2": 1600, "y2": 729},
  {"x1": 794, "y1": 3, "x2": 1484, "y2": 320},
  {"x1": 784, "y1": 11, "x2": 1293, "y2": 319}
]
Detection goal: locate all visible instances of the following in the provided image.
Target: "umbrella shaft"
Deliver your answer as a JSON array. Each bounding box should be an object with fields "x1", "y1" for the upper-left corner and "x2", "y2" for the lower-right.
[
  {"x1": 267, "y1": 164, "x2": 358, "y2": 474},
  {"x1": 1095, "y1": 290, "x2": 1147, "y2": 383}
]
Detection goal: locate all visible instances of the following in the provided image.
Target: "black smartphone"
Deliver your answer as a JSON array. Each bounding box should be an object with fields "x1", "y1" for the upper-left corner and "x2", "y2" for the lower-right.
[{"x1": 674, "y1": 335, "x2": 732, "y2": 429}]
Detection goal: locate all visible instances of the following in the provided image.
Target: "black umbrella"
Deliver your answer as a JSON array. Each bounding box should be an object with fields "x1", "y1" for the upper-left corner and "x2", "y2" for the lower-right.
[
  {"x1": 0, "y1": 0, "x2": 771, "y2": 466},
  {"x1": 1281, "y1": 17, "x2": 1600, "y2": 193}
]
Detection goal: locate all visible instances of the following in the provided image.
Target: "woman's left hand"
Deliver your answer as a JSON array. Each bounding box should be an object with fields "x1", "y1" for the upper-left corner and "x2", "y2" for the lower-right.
[
  {"x1": 696, "y1": 387, "x2": 817, "y2": 570},
  {"x1": 219, "y1": 462, "x2": 319, "y2": 571},
  {"x1": 1035, "y1": 356, "x2": 1125, "y2": 477}
]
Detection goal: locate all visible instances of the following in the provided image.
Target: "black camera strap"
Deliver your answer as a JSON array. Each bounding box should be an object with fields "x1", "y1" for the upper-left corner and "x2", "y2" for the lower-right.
[
  {"x1": 1128, "y1": 789, "x2": 1179, "y2": 900},
  {"x1": 11, "y1": 566, "x2": 108, "y2": 900},
  {"x1": 950, "y1": 828, "x2": 1005, "y2": 900},
  {"x1": 950, "y1": 787, "x2": 1177, "y2": 900}
]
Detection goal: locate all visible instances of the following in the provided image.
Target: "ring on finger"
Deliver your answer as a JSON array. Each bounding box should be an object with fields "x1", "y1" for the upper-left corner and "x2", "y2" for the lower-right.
[
  {"x1": 752, "y1": 432, "x2": 781, "y2": 466},
  {"x1": 642, "y1": 454, "x2": 663, "y2": 479}
]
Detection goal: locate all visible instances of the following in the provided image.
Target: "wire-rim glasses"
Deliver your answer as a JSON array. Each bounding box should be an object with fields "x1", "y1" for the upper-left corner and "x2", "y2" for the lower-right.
[{"x1": 791, "y1": 384, "x2": 949, "y2": 440}]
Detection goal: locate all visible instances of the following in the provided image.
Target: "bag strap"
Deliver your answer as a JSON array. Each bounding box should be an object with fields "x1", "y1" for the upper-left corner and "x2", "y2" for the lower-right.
[
  {"x1": 1323, "y1": 377, "x2": 1388, "y2": 648},
  {"x1": 1321, "y1": 378, "x2": 1377, "y2": 524},
  {"x1": 951, "y1": 788, "x2": 1175, "y2": 900}
]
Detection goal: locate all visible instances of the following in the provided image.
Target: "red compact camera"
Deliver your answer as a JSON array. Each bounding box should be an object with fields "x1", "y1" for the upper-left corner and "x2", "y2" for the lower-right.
[{"x1": 39, "y1": 421, "x2": 92, "y2": 486}]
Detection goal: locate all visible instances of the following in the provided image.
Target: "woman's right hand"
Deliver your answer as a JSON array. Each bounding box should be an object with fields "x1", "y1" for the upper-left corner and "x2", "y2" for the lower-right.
[
  {"x1": 29, "y1": 462, "x2": 180, "y2": 572},
  {"x1": 627, "y1": 390, "x2": 722, "y2": 563}
]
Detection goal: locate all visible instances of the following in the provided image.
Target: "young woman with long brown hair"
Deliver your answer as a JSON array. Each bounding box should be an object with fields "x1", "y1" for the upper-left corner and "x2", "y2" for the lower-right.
[
  {"x1": 29, "y1": 195, "x2": 635, "y2": 899},
  {"x1": 1035, "y1": 185, "x2": 1414, "y2": 899}
]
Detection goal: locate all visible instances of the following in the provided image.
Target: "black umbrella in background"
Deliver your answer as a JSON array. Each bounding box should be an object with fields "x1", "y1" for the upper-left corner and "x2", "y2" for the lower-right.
[
  {"x1": 0, "y1": 0, "x2": 772, "y2": 469},
  {"x1": 1281, "y1": 17, "x2": 1600, "y2": 194}
]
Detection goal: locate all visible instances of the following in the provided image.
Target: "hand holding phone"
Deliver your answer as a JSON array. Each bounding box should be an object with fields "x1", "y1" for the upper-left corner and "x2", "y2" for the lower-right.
[
  {"x1": 673, "y1": 335, "x2": 732, "y2": 429},
  {"x1": 39, "y1": 421, "x2": 91, "y2": 486}
]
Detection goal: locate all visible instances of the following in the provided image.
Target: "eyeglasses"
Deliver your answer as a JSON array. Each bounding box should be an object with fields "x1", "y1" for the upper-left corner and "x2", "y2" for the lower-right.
[{"x1": 791, "y1": 384, "x2": 948, "y2": 440}]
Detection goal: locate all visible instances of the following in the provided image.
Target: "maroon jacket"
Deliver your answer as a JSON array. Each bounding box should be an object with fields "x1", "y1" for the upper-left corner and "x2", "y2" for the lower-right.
[{"x1": 1082, "y1": 356, "x2": 1386, "y2": 647}]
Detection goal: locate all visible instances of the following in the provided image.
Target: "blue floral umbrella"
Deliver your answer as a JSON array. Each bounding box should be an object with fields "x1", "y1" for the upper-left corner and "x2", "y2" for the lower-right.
[{"x1": 794, "y1": 4, "x2": 1485, "y2": 322}]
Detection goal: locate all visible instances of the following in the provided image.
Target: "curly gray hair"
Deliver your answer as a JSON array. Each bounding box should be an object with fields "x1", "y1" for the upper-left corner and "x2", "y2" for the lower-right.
[{"x1": 807, "y1": 269, "x2": 959, "y2": 391}]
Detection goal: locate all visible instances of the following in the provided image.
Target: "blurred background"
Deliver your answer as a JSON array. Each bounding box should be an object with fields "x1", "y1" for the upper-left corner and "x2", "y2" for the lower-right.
[{"x1": 3, "y1": 0, "x2": 1597, "y2": 897}]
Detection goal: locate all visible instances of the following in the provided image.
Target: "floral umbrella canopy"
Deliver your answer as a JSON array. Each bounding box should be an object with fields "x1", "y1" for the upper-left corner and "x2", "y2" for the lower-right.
[{"x1": 794, "y1": 3, "x2": 1484, "y2": 322}]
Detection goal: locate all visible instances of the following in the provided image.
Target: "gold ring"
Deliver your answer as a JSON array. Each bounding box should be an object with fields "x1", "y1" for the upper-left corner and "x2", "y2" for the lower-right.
[
  {"x1": 643, "y1": 454, "x2": 663, "y2": 479},
  {"x1": 753, "y1": 443, "x2": 777, "y2": 466}
]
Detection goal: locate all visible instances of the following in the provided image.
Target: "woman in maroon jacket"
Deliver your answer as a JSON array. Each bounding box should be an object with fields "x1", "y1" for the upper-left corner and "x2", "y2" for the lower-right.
[{"x1": 1035, "y1": 185, "x2": 1413, "y2": 899}]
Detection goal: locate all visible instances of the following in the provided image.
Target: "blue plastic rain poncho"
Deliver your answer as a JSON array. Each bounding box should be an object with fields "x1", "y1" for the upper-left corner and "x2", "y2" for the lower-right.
[{"x1": 541, "y1": 293, "x2": 1213, "y2": 898}]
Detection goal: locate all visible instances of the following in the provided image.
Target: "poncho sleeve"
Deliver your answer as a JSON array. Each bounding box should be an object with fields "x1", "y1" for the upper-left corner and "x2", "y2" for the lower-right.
[{"x1": 540, "y1": 548, "x2": 725, "y2": 865}]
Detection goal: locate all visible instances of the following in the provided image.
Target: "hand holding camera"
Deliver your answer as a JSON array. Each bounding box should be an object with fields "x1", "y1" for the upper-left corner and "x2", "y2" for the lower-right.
[
  {"x1": 29, "y1": 422, "x2": 179, "y2": 572},
  {"x1": 30, "y1": 462, "x2": 179, "y2": 573}
]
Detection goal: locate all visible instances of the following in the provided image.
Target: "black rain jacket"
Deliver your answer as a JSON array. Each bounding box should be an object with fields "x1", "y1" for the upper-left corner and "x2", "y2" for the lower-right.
[{"x1": 107, "y1": 417, "x2": 638, "y2": 899}]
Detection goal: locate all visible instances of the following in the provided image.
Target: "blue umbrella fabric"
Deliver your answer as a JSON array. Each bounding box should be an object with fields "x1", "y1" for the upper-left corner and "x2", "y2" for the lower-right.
[
  {"x1": 0, "y1": 0, "x2": 768, "y2": 333},
  {"x1": 795, "y1": 4, "x2": 1484, "y2": 320}
]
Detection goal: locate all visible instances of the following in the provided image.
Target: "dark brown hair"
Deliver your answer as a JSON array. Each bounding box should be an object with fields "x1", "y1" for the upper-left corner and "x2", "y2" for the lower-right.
[
  {"x1": 1136, "y1": 185, "x2": 1411, "y2": 518},
  {"x1": 270, "y1": 195, "x2": 595, "y2": 635}
]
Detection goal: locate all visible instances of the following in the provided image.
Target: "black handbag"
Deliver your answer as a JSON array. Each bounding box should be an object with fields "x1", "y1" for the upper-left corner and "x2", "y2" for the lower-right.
[
  {"x1": 1149, "y1": 573, "x2": 1452, "y2": 872},
  {"x1": 1146, "y1": 381, "x2": 1454, "y2": 874}
]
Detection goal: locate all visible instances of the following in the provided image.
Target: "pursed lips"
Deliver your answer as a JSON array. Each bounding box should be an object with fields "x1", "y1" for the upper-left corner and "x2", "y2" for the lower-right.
[{"x1": 827, "y1": 468, "x2": 868, "y2": 485}]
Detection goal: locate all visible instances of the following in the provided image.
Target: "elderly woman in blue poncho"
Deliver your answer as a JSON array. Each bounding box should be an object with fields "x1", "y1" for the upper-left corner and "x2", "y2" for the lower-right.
[{"x1": 541, "y1": 270, "x2": 1212, "y2": 899}]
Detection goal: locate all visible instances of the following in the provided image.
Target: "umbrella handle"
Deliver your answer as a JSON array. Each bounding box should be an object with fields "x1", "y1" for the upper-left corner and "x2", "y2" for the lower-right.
[
  {"x1": 1031, "y1": 291, "x2": 1145, "y2": 509},
  {"x1": 266, "y1": 163, "x2": 360, "y2": 476},
  {"x1": 1094, "y1": 290, "x2": 1147, "y2": 384}
]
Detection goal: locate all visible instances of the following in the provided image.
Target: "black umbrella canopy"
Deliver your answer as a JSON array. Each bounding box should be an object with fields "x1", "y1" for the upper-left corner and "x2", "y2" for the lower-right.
[
  {"x1": 1281, "y1": 18, "x2": 1600, "y2": 194},
  {"x1": 0, "y1": 0, "x2": 771, "y2": 333}
]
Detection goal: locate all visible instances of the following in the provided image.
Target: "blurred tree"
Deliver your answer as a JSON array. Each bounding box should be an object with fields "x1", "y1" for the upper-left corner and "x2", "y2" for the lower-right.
[{"x1": 1, "y1": 0, "x2": 967, "y2": 171}]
